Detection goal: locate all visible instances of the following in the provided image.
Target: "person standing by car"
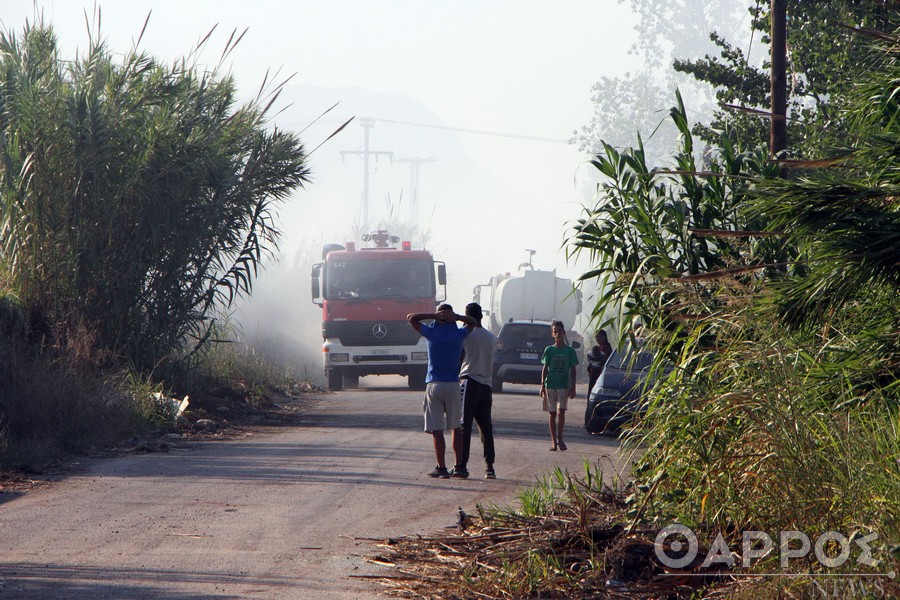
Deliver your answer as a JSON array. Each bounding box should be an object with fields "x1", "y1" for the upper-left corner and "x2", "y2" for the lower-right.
[
  {"x1": 540, "y1": 320, "x2": 579, "y2": 451},
  {"x1": 586, "y1": 329, "x2": 613, "y2": 394},
  {"x1": 453, "y1": 302, "x2": 497, "y2": 480},
  {"x1": 408, "y1": 304, "x2": 476, "y2": 478}
]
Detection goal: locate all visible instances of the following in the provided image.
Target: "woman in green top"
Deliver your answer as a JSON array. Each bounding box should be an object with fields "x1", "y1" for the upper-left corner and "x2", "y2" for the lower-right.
[{"x1": 540, "y1": 320, "x2": 579, "y2": 451}]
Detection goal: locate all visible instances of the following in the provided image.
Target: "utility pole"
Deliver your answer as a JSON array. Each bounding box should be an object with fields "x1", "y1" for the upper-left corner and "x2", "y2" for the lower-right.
[
  {"x1": 340, "y1": 118, "x2": 392, "y2": 229},
  {"x1": 519, "y1": 249, "x2": 536, "y2": 271},
  {"x1": 394, "y1": 156, "x2": 436, "y2": 223},
  {"x1": 770, "y1": 0, "x2": 787, "y2": 158}
]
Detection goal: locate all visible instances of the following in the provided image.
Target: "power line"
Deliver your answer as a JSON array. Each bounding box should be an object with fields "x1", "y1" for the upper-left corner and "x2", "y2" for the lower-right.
[
  {"x1": 374, "y1": 117, "x2": 568, "y2": 144},
  {"x1": 282, "y1": 116, "x2": 568, "y2": 144}
]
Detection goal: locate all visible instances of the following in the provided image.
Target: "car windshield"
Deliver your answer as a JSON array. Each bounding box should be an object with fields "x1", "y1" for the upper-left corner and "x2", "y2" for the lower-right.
[{"x1": 500, "y1": 324, "x2": 551, "y2": 344}]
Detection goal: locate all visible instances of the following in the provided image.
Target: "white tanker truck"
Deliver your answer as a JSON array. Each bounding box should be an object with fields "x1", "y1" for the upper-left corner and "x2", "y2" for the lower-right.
[{"x1": 472, "y1": 268, "x2": 582, "y2": 335}]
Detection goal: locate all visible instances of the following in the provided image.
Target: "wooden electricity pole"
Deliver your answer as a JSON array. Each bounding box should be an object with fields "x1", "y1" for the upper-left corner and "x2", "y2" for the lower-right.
[{"x1": 770, "y1": 0, "x2": 787, "y2": 158}]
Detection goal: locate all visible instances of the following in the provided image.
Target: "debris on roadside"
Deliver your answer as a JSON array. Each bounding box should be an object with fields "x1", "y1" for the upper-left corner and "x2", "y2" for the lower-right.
[{"x1": 361, "y1": 481, "x2": 747, "y2": 599}]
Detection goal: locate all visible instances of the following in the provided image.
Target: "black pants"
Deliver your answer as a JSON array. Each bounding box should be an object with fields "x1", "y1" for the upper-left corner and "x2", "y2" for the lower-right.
[{"x1": 459, "y1": 377, "x2": 495, "y2": 468}]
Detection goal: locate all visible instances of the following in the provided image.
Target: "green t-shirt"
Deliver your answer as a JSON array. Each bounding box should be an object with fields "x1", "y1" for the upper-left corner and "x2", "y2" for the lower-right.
[{"x1": 541, "y1": 344, "x2": 579, "y2": 390}]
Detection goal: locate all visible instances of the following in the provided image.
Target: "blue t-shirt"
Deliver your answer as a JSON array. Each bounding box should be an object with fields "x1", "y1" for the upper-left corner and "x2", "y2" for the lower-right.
[{"x1": 420, "y1": 321, "x2": 470, "y2": 383}]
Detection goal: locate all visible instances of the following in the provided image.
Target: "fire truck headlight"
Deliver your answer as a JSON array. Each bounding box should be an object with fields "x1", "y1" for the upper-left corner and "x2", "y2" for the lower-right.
[
  {"x1": 329, "y1": 353, "x2": 350, "y2": 363},
  {"x1": 411, "y1": 352, "x2": 429, "y2": 361}
]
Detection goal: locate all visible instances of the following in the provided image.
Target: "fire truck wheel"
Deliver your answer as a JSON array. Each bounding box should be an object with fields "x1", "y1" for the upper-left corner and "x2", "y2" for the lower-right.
[{"x1": 326, "y1": 369, "x2": 343, "y2": 391}]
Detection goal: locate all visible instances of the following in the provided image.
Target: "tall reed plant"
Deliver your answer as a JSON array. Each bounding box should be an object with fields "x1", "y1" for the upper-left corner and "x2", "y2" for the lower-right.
[
  {"x1": 570, "y1": 16, "x2": 900, "y2": 570},
  {"x1": 0, "y1": 18, "x2": 310, "y2": 371}
]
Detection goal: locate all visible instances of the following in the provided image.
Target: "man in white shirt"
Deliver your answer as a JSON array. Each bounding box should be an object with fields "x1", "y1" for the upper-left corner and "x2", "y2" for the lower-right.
[{"x1": 452, "y1": 302, "x2": 497, "y2": 479}]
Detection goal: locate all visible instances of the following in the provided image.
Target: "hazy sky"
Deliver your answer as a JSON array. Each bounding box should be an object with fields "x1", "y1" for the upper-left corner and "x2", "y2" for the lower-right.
[
  {"x1": 9, "y1": 1, "x2": 639, "y2": 140},
  {"x1": 2, "y1": 0, "x2": 639, "y2": 272},
  {"x1": 2, "y1": 1, "x2": 649, "y2": 371}
]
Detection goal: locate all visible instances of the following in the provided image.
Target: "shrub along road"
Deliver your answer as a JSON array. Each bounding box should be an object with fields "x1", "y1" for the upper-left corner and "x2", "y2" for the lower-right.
[{"x1": 0, "y1": 377, "x2": 629, "y2": 599}]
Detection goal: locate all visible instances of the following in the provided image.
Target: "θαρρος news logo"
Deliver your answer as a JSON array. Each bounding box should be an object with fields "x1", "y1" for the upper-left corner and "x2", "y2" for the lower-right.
[{"x1": 654, "y1": 524, "x2": 890, "y2": 575}]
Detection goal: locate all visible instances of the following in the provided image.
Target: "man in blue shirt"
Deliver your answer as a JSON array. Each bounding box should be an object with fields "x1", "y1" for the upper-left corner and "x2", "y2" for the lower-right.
[{"x1": 408, "y1": 304, "x2": 475, "y2": 478}]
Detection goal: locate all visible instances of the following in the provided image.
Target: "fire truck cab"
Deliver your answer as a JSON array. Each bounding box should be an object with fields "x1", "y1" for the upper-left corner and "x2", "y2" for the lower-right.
[{"x1": 311, "y1": 231, "x2": 446, "y2": 391}]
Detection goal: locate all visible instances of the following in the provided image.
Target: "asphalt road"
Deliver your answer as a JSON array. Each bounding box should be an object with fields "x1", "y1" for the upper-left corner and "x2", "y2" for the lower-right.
[{"x1": 0, "y1": 377, "x2": 630, "y2": 599}]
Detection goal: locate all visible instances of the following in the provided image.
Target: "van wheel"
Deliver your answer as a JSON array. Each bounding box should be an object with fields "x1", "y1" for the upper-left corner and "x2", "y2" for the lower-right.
[{"x1": 492, "y1": 376, "x2": 503, "y2": 393}]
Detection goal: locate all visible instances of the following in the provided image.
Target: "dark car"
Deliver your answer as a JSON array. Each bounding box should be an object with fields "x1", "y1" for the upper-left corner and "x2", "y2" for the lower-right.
[
  {"x1": 584, "y1": 344, "x2": 668, "y2": 435},
  {"x1": 492, "y1": 320, "x2": 580, "y2": 393}
]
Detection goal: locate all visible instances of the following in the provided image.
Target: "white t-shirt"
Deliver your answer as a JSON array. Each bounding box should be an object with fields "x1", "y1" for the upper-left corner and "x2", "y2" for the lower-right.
[{"x1": 459, "y1": 326, "x2": 496, "y2": 387}]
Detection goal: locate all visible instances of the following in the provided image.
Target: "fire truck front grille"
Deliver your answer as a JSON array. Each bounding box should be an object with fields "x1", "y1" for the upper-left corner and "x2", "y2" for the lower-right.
[
  {"x1": 354, "y1": 354, "x2": 406, "y2": 363},
  {"x1": 324, "y1": 320, "x2": 421, "y2": 347}
]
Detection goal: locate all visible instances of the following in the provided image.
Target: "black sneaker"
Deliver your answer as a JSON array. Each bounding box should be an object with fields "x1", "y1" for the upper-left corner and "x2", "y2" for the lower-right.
[
  {"x1": 428, "y1": 466, "x2": 450, "y2": 479},
  {"x1": 484, "y1": 468, "x2": 496, "y2": 479},
  {"x1": 450, "y1": 467, "x2": 470, "y2": 479}
]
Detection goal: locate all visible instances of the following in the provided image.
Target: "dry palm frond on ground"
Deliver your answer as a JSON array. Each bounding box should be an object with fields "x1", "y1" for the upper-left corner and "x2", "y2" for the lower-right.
[{"x1": 360, "y1": 470, "x2": 740, "y2": 599}]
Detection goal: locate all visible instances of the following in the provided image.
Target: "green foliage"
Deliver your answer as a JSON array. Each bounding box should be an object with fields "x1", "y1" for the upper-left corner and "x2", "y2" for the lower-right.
[
  {"x1": 574, "y1": 1, "x2": 750, "y2": 164},
  {"x1": 629, "y1": 312, "x2": 900, "y2": 534},
  {"x1": 0, "y1": 20, "x2": 311, "y2": 371},
  {"x1": 747, "y1": 29, "x2": 900, "y2": 331},
  {"x1": 677, "y1": 1, "x2": 893, "y2": 156},
  {"x1": 516, "y1": 468, "x2": 568, "y2": 517},
  {"x1": 574, "y1": 12, "x2": 900, "y2": 567},
  {"x1": 569, "y1": 91, "x2": 783, "y2": 344}
]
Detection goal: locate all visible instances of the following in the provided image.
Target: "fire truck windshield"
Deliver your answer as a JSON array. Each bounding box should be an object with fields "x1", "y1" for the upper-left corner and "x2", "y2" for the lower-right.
[{"x1": 324, "y1": 258, "x2": 434, "y2": 299}]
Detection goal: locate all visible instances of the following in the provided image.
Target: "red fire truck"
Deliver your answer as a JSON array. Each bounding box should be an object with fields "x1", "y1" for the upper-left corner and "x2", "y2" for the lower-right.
[{"x1": 311, "y1": 230, "x2": 447, "y2": 391}]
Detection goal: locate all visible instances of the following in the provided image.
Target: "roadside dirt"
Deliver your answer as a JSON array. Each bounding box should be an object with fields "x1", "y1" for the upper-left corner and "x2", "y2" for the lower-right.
[
  {"x1": 0, "y1": 378, "x2": 630, "y2": 599},
  {"x1": 0, "y1": 378, "x2": 314, "y2": 489}
]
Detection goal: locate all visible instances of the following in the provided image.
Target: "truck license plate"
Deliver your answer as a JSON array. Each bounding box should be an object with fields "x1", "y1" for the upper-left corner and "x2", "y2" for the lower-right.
[
  {"x1": 520, "y1": 352, "x2": 539, "y2": 360},
  {"x1": 372, "y1": 349, "x2": 389, "y2": 355}
]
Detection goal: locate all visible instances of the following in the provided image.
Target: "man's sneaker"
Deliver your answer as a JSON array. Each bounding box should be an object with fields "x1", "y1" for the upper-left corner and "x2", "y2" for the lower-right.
[
  {"x1": 484, "y1": 468, "x2": 497, "y2": 479},
  {"x1": 428, "y1": 466, "x2": 450, "y2": 479},
  {"x1": 450, "y1": 467, "x2": 470, "y2": 479}
]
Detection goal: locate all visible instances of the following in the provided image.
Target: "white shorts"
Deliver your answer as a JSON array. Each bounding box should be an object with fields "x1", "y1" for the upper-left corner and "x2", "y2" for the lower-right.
[
  {"x1": 424, "y1": 381, "x2": 462, "y2": 432},
  {"x1": 542, "y1": 388, "x2": 569, "y2": 413}
]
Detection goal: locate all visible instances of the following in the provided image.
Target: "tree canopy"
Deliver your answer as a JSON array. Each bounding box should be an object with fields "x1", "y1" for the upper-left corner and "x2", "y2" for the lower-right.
[
  {"x1": 576, "y1": 2, "x2": 894, "y2": 163},
  {"x1": 676, "y1": 1, "x2": 893, "y2": 156},
  {"x1": 572, "y1": 0, "x2": 749, "y2": 164},
  {"x1": 569, "y1": 7, "x2": 900, "y2": 562}
]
